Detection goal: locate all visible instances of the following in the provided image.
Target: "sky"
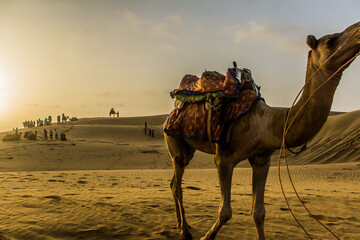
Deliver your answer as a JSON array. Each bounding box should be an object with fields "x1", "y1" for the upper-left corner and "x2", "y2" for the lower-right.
[{"x1": 0, "y1": 0, "x2": 359, "y2": 131}]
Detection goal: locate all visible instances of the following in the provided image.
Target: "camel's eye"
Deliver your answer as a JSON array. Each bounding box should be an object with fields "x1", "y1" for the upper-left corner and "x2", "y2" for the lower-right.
[{"x1": 325, "y1": 37, "x2": 336, "y2": 49}]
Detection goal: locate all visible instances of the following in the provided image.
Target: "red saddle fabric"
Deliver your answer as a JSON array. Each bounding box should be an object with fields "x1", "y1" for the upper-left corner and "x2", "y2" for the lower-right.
[
  {"x1": 164, "y1": 89, "x2": 261, "y2": 144},
  {"x1": 170, "y1": 68, "x2": 240, "y2": 98}
]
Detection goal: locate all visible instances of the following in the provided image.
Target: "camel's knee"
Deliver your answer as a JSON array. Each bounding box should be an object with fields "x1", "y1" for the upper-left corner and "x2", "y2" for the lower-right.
[
  {"x1": 170, "y1": 177, "x2": 175, "y2": 190},
  {"x1": 219, "y1": 207, "x2": 232, "y2": 223},
  {"x1": 253, "y1": 206, "x2": 265, "y2": 224},
  {"x1": 170, "y1": 176, "x2": 183, "y2": 196}
]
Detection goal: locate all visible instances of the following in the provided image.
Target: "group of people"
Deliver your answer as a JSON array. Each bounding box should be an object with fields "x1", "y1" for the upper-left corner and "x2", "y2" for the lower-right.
[
  {"x1": 23, "y1": 120, "x2": 36, "y2": 128},
  {"x1": 43, "y1": 128, "x2": 59, "y2": 140},
  {"x1": 23, "y1": 113, "x2": 71, "y2": 129},
  {"x1": 144, "y1": 122, "x2": 155, "y2": 137},
  {"x1": 23, "y1": 116, "x2": 52, "y2": 128}
]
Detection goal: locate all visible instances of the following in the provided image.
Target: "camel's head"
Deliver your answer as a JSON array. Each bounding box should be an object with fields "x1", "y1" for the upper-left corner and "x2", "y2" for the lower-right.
[{"x1": 307, "y1": 21, "x2": 360, "y2": 72}]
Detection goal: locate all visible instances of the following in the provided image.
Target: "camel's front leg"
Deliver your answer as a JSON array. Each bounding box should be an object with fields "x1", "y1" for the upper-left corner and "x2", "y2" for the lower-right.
[
  {"x1": 201, "y1": 154, "x2": 234, "y2": 240},
  {"x1": 249, "y1": 155, "x2": 271, "y2": 240},
  {"x1": 170, "y1": 159, "x2": 192, "y2": 239}
]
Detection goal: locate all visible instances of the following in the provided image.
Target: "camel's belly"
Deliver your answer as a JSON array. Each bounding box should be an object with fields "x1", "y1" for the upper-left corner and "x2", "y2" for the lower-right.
[{"x1": 185, "y1": 139, "x2": 216, "y2": 155}]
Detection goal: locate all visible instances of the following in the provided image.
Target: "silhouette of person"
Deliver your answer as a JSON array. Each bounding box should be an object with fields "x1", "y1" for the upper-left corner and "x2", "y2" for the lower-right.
[
  {"x1": 43, "y1": 129, "x2": 48, "y2": 140},
  {"x1": 54, "y1": 129, "x2": 59, "y2": 140}
]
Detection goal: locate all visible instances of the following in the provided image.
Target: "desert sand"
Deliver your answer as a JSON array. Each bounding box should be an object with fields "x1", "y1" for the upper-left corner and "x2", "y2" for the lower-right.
[{"x1": 0, "y1": 111, "x2": 359, "y2": 239}]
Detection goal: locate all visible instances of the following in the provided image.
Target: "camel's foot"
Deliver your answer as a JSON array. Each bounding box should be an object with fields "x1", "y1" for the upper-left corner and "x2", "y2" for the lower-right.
[
  {"x1": 200, "y1": 233, "x2": 215, "y2": 240},
  {"x1": 180, "y1": 229, "x2": 193, "y2": 240},
  {"x1": 200, "y1": 236, "x2": 213, "y2": 240}
]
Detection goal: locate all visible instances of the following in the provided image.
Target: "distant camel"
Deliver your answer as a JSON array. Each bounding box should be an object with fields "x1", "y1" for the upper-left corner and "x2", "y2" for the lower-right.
[
  {"x1": 24, "y1": 131, "x2": 30, "y2": 138},
  {"x1": 3, "y1": 132, "x2": 22, "y2": 141},
  {"x1": 109, "y1": 108, "x2": 119, "y2": 117},
  {"x1": 69, "y1": 117, "x2": 78, "y2": 121},
  {"x1": 164, "y1": 22, "x2": 360, "y2": 239},
  {"x1": 27, "y1": 131, "x2": 37, "y2": 140}
]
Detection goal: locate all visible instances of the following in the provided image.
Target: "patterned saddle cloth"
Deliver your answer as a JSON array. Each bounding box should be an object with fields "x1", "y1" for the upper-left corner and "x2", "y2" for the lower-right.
[
  {"x1": 165, "y1": 66, "x2": 263, "y2": 144},
  {"x1": 170, "y1": 68, "x2": 258, "y2": 103},
  {"x1": 164, "y1": 88, "x2": 262, "y2": 144}
]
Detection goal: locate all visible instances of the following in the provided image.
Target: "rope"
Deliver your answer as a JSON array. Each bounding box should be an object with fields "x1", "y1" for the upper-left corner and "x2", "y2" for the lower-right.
[
  {"x1": 285, "y1": 139, "x2": 307, "y2": 154},
  {"x1": 278, "y1": 26, "x2": 360, "y2": 239}
]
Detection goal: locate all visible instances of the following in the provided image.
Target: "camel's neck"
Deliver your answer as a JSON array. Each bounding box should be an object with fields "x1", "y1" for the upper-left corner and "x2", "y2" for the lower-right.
[{"x1": 284, "y1": 61, "x2": 342, "y2": 147}]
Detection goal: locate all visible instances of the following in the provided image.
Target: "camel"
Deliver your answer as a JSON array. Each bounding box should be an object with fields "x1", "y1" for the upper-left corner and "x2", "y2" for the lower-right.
[
  {"x1": 3, "y1": 132, "x2": 22, "y2": 141},
  {"x1": 27, "y1": 131, "x2": 37, "y2": 140},
  {"x1": 24, "y1": 131, "x2": 30, "y2": 138},
  {"x1": 109, "y1": 108, "x2": 119, "y2": 117},
  {"x1": 164, "y1": 22, "x2": 360, "y2": 240}
]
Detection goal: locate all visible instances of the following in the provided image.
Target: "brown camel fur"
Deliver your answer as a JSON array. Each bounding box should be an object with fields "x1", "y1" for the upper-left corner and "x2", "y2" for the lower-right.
[
  {"x1": 164, "y1": 22, "x2": 360, "y2": 240},
  {"x1": 27, "y1": 131, "x2": 37, "y2": 140}
]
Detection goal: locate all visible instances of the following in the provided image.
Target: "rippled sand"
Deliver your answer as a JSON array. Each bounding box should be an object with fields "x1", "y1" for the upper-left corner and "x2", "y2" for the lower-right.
[{"x1": 0, "y1": 164, "x2": 359, "y2": 239}]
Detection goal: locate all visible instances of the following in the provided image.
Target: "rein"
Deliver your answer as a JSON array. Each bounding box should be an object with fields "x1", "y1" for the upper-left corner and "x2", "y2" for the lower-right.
[
  {"x1": 278, "y1": 26, "x2": 360, "y2": 239},
  {"x1": 284, "y1": 109, "x2": 307, "y2": 154}
]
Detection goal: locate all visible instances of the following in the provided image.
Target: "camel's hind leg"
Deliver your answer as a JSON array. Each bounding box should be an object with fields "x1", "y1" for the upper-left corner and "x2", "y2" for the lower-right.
[{"x1": 165, "y1": 134, "x2": 195, "y2": 239}]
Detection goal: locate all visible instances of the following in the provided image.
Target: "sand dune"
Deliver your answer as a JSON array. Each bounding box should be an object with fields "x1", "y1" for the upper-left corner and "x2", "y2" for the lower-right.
[
  {"x1": 0, "y1": 111, "x2": 359, "y2": 239},
  {"x1": 282, "y1": 110, "x2": 360, "y2": 165},
  {"x1": 1, "y1": 111, "x2": 359, "y2": 171}
]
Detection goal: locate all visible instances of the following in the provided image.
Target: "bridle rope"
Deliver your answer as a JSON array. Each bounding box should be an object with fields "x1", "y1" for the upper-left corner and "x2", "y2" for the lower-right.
[{"x1": 278, "y1": 26, "x2": 360, "y2": 239}]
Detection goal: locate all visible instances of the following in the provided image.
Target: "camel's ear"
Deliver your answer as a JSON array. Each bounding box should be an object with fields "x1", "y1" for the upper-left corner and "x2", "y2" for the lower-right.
[{"x1": 307, "y1": 35, "x2": 318, "y2": 50}]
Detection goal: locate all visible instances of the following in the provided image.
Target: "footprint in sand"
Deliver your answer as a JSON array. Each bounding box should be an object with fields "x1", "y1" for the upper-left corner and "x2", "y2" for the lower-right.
[
  {"x1": 48, "y1": 179, "x2": 65, "y2": 183},
  {"x1": 77, "y1": 180, "x2": 88, "y2": 184},
  {"x1": 309, "y1": 214, "x2": 328, "y2": 221},
  {"x1": 43, "y1": 195, "x2": 62, "y2": 202},
  {"x1": 20, "y1": 195, "x2": 32, "y2": 198}
]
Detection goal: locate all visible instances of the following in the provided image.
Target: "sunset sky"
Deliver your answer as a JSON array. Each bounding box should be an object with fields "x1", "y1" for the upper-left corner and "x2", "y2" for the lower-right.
[{"x1": 0, "y1": 0, "x2": 359, "y2": 131}]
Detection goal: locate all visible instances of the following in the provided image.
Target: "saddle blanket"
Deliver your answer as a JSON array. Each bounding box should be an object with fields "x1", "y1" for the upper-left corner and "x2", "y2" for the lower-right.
[
  {"x1": 164, "y1": 89, "x2": 262, "y2": 144},
  {"x1": 170, "y1": 68, "x2": 241, "y2": 101}
]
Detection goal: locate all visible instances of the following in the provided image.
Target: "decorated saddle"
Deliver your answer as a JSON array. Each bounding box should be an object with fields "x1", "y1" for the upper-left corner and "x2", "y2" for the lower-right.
[{"x1": 164, "y1": 63, "x2": 263, "y2": 144}]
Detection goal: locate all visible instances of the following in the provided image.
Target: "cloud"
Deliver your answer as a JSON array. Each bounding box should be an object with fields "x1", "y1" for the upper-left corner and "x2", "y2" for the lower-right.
[
  {"x1": 124, "y1": 10, "x2": 138, "y2": 27},
  {"x1": 159, "y1": 43, "x2": 176, "y2": 50},
  {"x1": 275, "y1": 39, "x2": 306, "y2": 53},
  {"x1": 170, "y1": 14, "x2": 183, "y2": 26},
  {"x1": 234, "y1": 21, "x2": 275, "y2": 42},
  {"x1": 232, "y1": 21, "x2": 306, "y2": 53},
  {"x1": 151, "y1": 15, "x2": 184, "y2": 38},
  {"x1": 151, "y1": 23, "x2": 175, "y2": 38}
]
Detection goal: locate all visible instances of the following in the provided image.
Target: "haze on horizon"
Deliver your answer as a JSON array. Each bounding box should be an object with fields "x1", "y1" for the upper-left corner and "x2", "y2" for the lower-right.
[{"x1": 0, "y1": 0, "x2": 359, "y2": 132}]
